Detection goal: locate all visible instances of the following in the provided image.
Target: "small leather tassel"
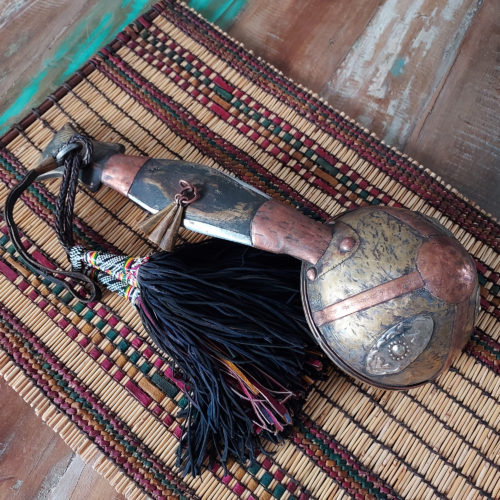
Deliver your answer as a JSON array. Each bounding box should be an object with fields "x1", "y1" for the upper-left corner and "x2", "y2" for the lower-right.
[{"x1": 139, "y1": 180, "x2": 199, "y2": 251}]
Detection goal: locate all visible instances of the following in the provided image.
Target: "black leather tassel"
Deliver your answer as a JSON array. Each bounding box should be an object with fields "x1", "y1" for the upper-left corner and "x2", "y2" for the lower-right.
[
  {"x1": 71, "y1": 239, "x2": 323, "y2": 475},
  {"x1": 5, "y1": 134, "x2": 324, "y2": 476}
]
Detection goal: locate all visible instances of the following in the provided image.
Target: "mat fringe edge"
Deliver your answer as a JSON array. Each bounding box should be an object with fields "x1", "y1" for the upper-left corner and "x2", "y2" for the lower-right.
[
  {"x1": 0, "y1": 351, "x2": 148, "y2": 500},
  {"x1": 174, "y1": 1, "x2": 497, "y2": 222}
]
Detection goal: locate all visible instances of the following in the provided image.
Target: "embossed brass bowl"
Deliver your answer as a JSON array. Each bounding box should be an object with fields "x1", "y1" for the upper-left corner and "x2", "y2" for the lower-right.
[{"x1": 301, "y1": 206, "x2": 479, "y2": 389}]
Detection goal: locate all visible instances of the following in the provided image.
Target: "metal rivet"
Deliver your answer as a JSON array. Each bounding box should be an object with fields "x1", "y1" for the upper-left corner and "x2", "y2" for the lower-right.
[
  {"x1": 339, "y1": 236, "x2": 356, "y2": 253},
  {"x1": 390, "y1": 343, "x2": 407, "y2": 359},
  {"x1": 306, "y1": 267, "x2": 317, "y2": 280}
]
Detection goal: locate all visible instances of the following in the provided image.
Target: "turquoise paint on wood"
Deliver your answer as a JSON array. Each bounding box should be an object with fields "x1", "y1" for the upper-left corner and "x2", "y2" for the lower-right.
[
  {"x1": 0, "y1": 0, "x2": 156, "y2": 134},
  {"x1": 54, "y1": 12, "x2": 114, "y2": 81},
  {"x1": 0, "y1": 0, "x2": 248, "y2": 135},
  {"x1": 390, "y1": 57, "x2": 406, "y2": 77},
  {"x1": 189, "y1": 0, "x2": 248, "y2": 29}
]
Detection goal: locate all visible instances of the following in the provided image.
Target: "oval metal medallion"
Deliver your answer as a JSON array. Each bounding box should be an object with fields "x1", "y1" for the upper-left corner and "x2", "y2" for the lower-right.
[{"x1": 366, "y1": 315, "x2": 434, "y2": 375}]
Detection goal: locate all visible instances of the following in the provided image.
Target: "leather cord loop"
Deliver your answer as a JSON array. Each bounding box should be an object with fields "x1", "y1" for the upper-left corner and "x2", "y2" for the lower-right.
[{"x1": 3, "y1": 135, "x2": 101, "y2": 303}]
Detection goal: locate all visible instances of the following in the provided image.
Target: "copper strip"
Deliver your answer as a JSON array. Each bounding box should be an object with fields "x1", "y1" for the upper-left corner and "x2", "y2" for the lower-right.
[
  {"x1": 312, "y1": 271, "x2": 425, "y2": 326},
  {"x1": 250, "y1": 199, "x2": 333, "y2": 265},
  {"x1": 101, "y1": 154, "x2": 148, "y2": 197}
]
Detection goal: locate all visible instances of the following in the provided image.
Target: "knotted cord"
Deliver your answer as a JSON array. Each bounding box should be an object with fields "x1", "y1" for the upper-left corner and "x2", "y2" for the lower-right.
[{"x1": 4, "y1": 135, "x2": 100, "y2": 302}]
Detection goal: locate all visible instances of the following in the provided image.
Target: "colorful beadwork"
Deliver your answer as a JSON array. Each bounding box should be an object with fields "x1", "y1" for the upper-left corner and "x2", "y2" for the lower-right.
[{"x1": 70, "y1": 246, "x2": 146, "y2": 304}]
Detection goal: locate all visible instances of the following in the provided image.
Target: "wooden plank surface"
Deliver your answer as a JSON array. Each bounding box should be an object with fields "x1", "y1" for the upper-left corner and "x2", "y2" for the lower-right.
[
  {"x1": 405, "y1": 0, "x2": 500, "y2": 214},
  {"x1": 229, "y1": 0, "x2": 385, "y2": 92},
  {"x1": 320, "y1": 0, "x2": 482, "y2": 147},
  {"x1": 0, "y1": 0, "x2": 157, "y2": 135},
  {"x1": 0, "y1": 0, "x2": 498, "y2": 498},
  {"x1": 0, "y1": 379, "x2": 124, "y2": 500},
  {"x1": 229, "y1": 0, "x2": 499, "y2": 217}
]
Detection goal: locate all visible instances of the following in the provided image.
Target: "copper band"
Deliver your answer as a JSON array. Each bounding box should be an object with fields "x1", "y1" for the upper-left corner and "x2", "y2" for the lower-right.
[
  {"x1": 101, "y1": 154, "x2": 148, "y2": 197},
  {"x1": 312, "y1": 271, "x2": 425, "y2": 326},
  {"x1": 250, "y1": 199, "x2": 333, "y2": 265}
]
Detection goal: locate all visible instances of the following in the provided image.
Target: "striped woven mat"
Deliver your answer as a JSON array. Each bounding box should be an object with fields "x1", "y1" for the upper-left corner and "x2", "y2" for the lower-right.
[{"x1": 0, "y1": 1, "x2": 499, "y2": 499}]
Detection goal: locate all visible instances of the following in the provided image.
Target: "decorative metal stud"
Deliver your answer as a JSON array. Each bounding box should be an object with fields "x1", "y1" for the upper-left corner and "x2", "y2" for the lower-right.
[
  {"x1": 339, "y1": 236, "x2": 355, "y2": 253},
  {"x1": 306, "y1": 267, "x2": 317, "y2": 280}
]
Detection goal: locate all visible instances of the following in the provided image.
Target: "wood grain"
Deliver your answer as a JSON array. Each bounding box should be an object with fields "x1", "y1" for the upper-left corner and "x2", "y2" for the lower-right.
[
  {"x1": 0, "y1": 379, "x2": 124, "y2": 500},
  {"x1": 405, "y1": 0, "x2": 500, "y2": 216},
  {"x1": 320, "y1": 0, "x2": 483, "y2": 146},
  {"x1": 229, "y1": 0, "x2": 384, "y2": 93},
  {"x1": 229, "y1": 0, "x2": 499, "y2": 217},
  {"x1": 0, "y1": 0, "x2": 156, "y2": 134}
]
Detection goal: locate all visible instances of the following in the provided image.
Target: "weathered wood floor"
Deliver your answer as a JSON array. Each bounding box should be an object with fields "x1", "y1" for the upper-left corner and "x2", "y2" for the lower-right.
[
  {"x1": 0, "y1": 0, "x2": 498, "y2": 498},
  {"x1": 230, "y1": 0, "x2": 499, "y2": 217},
  {"x1": 0, "y1": 381, "x2": 124, "y2": 500}
]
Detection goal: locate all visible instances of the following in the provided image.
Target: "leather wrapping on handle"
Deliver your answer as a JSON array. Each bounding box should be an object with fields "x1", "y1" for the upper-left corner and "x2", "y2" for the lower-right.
[{"x1": 126, "y1": 159, "x2": 333, "y2": 263}]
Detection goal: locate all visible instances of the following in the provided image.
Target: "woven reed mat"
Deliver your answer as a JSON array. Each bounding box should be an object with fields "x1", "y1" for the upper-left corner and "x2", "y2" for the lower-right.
[{"x1": 0, "y1": 1, "x2": 499, "y2": 499}]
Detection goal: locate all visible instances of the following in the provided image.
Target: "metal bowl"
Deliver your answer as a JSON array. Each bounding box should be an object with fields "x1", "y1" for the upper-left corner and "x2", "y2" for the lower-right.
[{"x1": 301, "y1": 206, "x2": 479, "y2": 389}]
